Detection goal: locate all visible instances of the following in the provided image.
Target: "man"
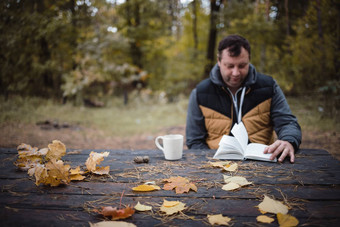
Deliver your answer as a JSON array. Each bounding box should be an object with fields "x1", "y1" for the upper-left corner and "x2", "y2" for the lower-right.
[{"x1": 186, "y1": 34, "x2": 301, "y2": 163}]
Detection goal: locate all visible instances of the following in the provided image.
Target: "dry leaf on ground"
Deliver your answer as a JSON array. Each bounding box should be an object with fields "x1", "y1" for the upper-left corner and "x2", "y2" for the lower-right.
[
  {"x1": 207, "y1": 214, "x2": 231, "y2": 226},
  {"x1": 277, "y1": 213, "x2": 299, "y2": 227},
  {"x1": 160, "y1": 200, "x2": 186, "y2": 215},
  {"x1": 223, "y1": 175, "x2": 252, "y2": 186},
  {"x1": 134, "y1": 202, "x2": 152, "y2": 211},
  {"x1": 96, "y1": 206, "x2": 135, "y2": 220},
  {"x1": 256, "y1": 215, "x2": 275, "y2": 223},
  {"x1": 89, "y1": 221, "x2": 136, "y2": 227},
  {"x1": 46, "y1": 140, "x2": 66, "y2": 161},
  {"x1": 209, "y1": 161, "x2": 238, "y2": 172},
  {"x1": 85, "y1": 151, "x2": 110, "y2": 174},
  {"x1": 69, "y1": 166, "x2": 86, "y2": 181},
  {"x1": 222, "y1": 182, "x2": 241, "y2": 191},
  {"x1": 163, "y1": 176, "x2": 197, "y2": 194},
  {"x1": 132, "y1": 184, "x2": 160, "y2": 192},
  {"x1": 258, "y1": 195, "x2": 288, "y2": 214}
]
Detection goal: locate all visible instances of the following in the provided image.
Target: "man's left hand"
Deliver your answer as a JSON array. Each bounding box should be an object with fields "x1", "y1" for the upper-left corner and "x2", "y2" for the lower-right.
[{"x1": 263, "y1": 140, "x2": 295, "y2": 163}]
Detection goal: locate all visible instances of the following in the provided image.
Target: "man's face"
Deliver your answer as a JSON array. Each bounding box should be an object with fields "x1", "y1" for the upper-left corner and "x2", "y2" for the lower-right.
[{"x1": 218, "y1": 47, "x2": 250, "y2": 93}]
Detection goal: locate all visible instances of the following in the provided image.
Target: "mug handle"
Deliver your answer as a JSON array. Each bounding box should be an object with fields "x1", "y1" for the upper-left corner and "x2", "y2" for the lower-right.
[{"x1": 155, "y1": 136, "x2": 164, "y2": 152}]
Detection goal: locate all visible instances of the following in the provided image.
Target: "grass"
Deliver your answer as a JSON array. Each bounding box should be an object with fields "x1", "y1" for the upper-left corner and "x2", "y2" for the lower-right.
[
  {"x1": 0, "y1": 95, "x2": 188, "y2": 137},
  {"x1": 0, "y1": 94, "x2": 338, "y2": 136}
]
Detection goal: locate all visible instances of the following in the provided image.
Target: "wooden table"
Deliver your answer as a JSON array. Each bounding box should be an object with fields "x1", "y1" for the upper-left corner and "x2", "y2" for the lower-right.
[{"x1": 0, "y1": 148, "x2": 339, "y2": 226}]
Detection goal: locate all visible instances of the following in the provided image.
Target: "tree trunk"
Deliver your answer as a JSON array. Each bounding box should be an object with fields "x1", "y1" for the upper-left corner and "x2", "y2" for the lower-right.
[
  {"x1": 192, "y1": 0, "x2": 198, "y2": 51},
  {"x1": 204, "y1": 0, "x2": 222, "y2": 77}
]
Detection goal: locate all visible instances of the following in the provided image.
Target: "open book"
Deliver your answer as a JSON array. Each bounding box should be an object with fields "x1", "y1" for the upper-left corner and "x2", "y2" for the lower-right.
[{"x1": 213, "y1": 122, "x2": 277, "y2": 162}]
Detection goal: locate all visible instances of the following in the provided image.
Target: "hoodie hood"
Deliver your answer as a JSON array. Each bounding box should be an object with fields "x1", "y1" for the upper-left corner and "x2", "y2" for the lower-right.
[{"x1": 209, "y1": 63, "x2": 257, "y2": 88}]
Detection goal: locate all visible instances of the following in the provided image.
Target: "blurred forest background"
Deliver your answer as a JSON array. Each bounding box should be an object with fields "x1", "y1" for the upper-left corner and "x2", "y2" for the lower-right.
[{"x1": 0, "y1": 0, "x2": 339, "y2": 158}]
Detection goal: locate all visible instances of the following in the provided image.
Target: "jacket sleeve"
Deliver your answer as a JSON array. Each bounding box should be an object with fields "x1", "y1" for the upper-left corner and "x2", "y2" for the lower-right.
[
  {"x1": 186, "y1": 89, "x2": 210, "y2": 149},
  {"x1": 271, "y1": 81, "x2": 302, "y2": 151}
]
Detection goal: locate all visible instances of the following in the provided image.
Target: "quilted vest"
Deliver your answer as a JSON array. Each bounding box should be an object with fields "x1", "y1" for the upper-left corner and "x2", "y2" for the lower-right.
[{"x1": 196, "y1": 74, "x2": 275, "y2": 149}]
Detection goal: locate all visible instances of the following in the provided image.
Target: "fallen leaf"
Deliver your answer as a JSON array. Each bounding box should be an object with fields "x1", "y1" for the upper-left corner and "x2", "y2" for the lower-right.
[
  {"x1": 223, "y1": 175, "x2": 252, "y2": 186},
  {"x1": 97, "y1": 206, "x2": 135, "y2": 220},
  {"x1": 45, "y1": 159, "x2": 71, "y2": 186},
  {"x1": 69, "y1": 166, "x2": 86, "y2": 181},
  {"x1": 132, "y1": 184, "x2": 160, "y2": 192},
  {"x1": 85, "y1": 151, "x2": 110, "y2": 173},
  {"x1": 258, "y1": 195, "x2": 288, "y2": 214},
  {"x1": 222, "y1": 182, "x2": 241, "y2": 191},
  {"x1": 209, "y1": 161, "x2": 231, "y2": 168},
  {"x1": 207, "y1": 214, "x2": 231, "y2": 226},
  {"x1": 163, "y1": 176, "x2": 197, "y2": 194},
  {"x1": 223, "y1": 163, "x2": 238, "y2": 172},
  {"x1": 256, "y1": 215, "x2": 275, "y2": 223},
  {"x1": 277, "y1": 213, "x2": 299, "y2": 227},
  {"x1": 93, "y1": 166, "x2": 110, "y2": 175},
  {"x1": 134, "y1": 202, "x2": 152, "y2": 211},
  {"x1": 89, "y1": 221, "x2": 136, "y2": 227},
  {"x1": 160, "y1": 200, "x2": 186, "y2": 215},
  {"x1": 46, "y1": 140, "x2": 66, "y2": 161}
]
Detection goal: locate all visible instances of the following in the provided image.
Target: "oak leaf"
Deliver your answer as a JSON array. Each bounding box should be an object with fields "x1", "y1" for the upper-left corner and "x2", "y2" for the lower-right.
[
  {"x1": 134, "y1": 202, "x2": 152, "y2": 211},
  {"x1": 207, "y1": 214, "x2": 231, "y2": 226},
  {"x1": 85, "y1": 151, "x2": 110, "y2": 174},
  {"x1": 132, "y1": 184, "x2": 160, "y2": 192},
  {"x1": 46, "y1": 140, "x2": 66, "y2": 161},
  {"x1": 160, "y1": 200, "x2": 186, "y2": 215},
  {"x1": 277, "y1": 213, "x2": 299, "y2": 227},
  {"x1": 45, "y1": 159, "x2": 71, "y2": 186},
  {"x1": 256, "y1": 215, "x2": 275, "y2": 223},
  {"x1": 163, "y1": 176, "x2": 197, "y2": 194},
  {"x1": 97, "y1": 206, "x2": 135, "y2": 220},
  {"x1": 258, "y1": 195, "x2": 288, "y2": 214}
]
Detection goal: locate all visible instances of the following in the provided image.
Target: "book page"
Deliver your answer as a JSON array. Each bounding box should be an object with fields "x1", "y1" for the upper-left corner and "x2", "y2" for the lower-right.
[
  {"x1": 213, "y1": 135, "x2": 244, "y2": 160},
  {"x1": 244, "y1": 143, "x2": 277, "y2": 162},
  {"x1": 231, "y1": 122, "x2": 248, "y2": 153}
]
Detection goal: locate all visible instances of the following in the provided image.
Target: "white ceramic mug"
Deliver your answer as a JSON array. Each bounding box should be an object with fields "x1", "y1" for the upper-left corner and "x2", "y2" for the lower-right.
[{"x1": 155, "y1": 134, "x2": 183, "y2": 160}]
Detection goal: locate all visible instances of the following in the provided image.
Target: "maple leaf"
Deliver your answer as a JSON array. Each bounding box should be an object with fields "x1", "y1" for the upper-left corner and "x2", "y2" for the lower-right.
[
  {"x1": 207, "y1": 214, "x2": 231, "y2": 225},
  {"x1": 97, "y1": 206, "x2": 135, "y2": 220},
  {"x1": 257, "y1": 195, "x2": 288, "y2": 214},
  {"x1": 160, "y1": 200, "x2": 186, "y2": 215},
  {"x1": 85, "y1": 151, "x2": 110, "y2": 173},
  {"x1": 163, "y1": 176, "x2": 197, "y2": 194},
  {"x1": 277, "y1": 213, "x2": 299, "y2": 227},
  {"x1": 256, "y1": 215, "x2": 275, "y2": 223},
  {"x1": 132, "y1": 184, "x2": 160, "y2": 192},
  {"x1": 46, "y1": 140, "x2": 66, "y2": 161}
]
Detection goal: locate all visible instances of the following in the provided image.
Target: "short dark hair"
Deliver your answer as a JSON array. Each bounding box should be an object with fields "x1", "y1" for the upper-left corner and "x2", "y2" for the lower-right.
[{"x1": 217, "y1": 35, "x2": 251, "y2": 61}]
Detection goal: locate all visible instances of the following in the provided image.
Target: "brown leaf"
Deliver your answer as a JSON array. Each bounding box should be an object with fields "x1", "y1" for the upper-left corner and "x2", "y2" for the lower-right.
[
  {"x1": 163, "y1": 176, "x2": 197, "y2": 194},
  {"x1": 46, "y1": 140, "x2": 66, "y2": 161},
  {"x1": 85, "y1": 151, "x2": 109, "y2": 173},
  {"x1": 97, "y1": 206, "x2": 135, "y2": 220}
]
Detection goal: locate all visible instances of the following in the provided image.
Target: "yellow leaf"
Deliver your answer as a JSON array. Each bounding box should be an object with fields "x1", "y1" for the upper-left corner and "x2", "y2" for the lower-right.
[
  {"x1": 257, "y1": 215, "x2": 275, "y2": 223},
  {"x1": 70, "y1": 174, "x2": 86, "y2": 181},
  {"x1": 207, "y1": 214, "x2": 231, "y2": 225},
  {"x1": 258, "y1": 195, "x2": 288, "y2": 214},
  {"x1": 93, "y1": 166, "x2": 110, "y2": 175},
  {"x1": 132, "y1": 184, "x2": 160, "y2": 192},
  {"x1": 160, "y1": 200, "x2": 186, "y2": 215},
  {"x1": 277, "y1": 213, "x2": 299, "y2": 227},
  {"x1": 70, "y1": 166, "x2": 84, "y2": 175},
  {"x1": 223, "y1": 163, "x2": 238, "y2": 172},
  {"x1": 85, "y1": 151, "x2": 109, "y2": 173},
  {"x1": 163, "y1": 200, "x2": 180, "y2": 207},
  {"x1": 222, "y1": 182, "x2": 241, "y2": 191},
  {"x1": 134, "y1": 202, "x2": 152, "y2": 211},
  {"x1": 46, "y1": 140, "x2": 66, "y2": 161},
  {"x1": 223, "y1": 175, "x2": 252, "y2": 186},
  {"x1": 209, "y1": 161, "x2": 231, "y2": 168},
  {"x1": 89, "y1": 221, "x2": 136, "y2": 227}
]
